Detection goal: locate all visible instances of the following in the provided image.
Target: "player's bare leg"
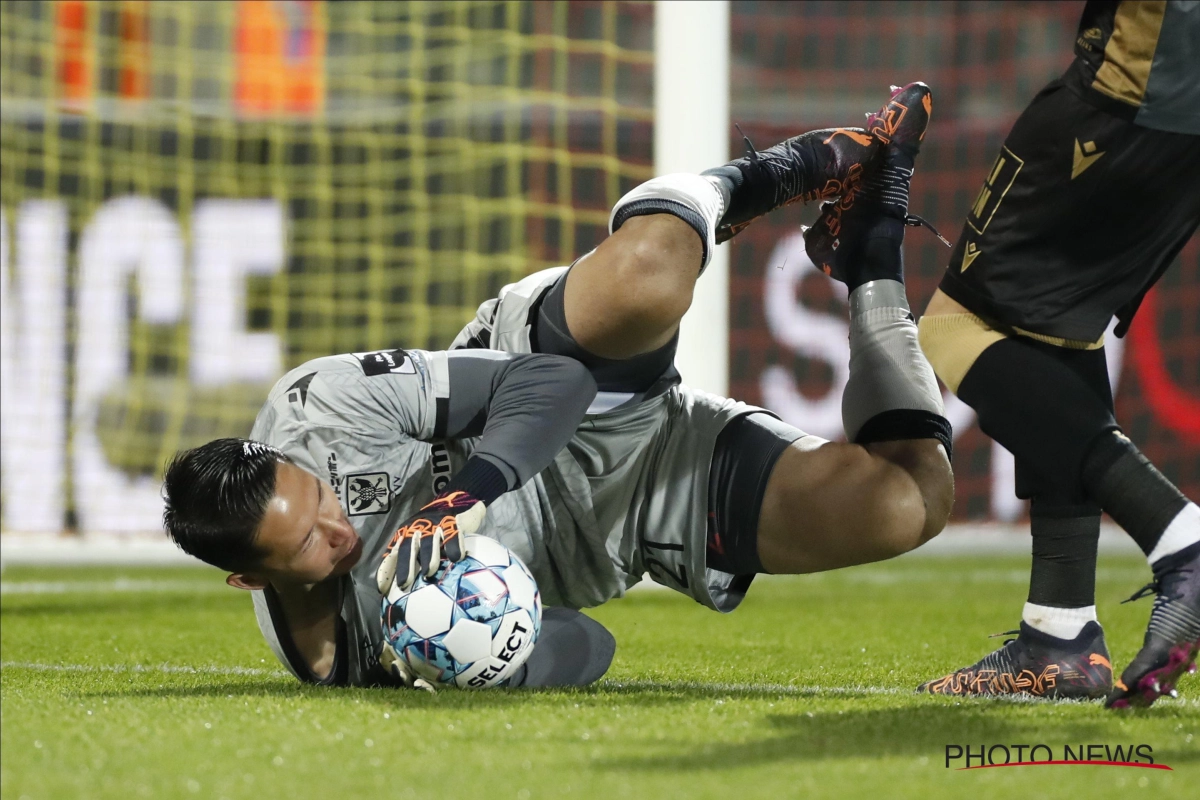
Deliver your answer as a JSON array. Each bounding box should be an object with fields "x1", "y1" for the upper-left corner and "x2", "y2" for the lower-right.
[
  {"x1": 756, "y1": 437, "x2": 951, "y2": 574},
  {"x1": 565, "y1": 214, "x2": 702, "y2": 359}
]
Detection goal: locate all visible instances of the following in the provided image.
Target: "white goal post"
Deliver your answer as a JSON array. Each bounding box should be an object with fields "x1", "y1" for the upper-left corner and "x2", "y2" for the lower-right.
[{"x1": 655, "y1": 0, "x2": 730, "y2": 397}]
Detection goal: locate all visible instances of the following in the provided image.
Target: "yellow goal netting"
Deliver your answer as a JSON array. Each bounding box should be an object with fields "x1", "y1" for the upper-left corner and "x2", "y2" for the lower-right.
[{"x1": 0, "y1": 0, "x2": 652, "y2": 530}]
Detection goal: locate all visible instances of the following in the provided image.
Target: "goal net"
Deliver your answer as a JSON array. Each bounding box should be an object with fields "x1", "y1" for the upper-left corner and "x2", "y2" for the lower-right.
[{"x1": 0, "y1": 0, "x2": 653, "y2": 533}]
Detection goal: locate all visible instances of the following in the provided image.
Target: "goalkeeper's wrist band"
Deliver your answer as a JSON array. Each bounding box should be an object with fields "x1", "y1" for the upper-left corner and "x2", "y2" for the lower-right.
[{"x1": 443, "y1": 457, "x2": 509, "y2": 505}]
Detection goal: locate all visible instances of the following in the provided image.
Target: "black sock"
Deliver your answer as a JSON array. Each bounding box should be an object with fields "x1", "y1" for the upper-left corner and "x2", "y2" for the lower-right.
[
  {"x1": 841, "y1": 149, "x2": 914, "y2": 288},
  {"x1": 844, "y1": 218, "x2": 906, "y2": 289},
  {"x1": 954, "y1": 339, "x2": 1113, "y2": 611},
  {"x1": 1027, "y1": 499, "x2": 1101, "y2": 608},
  {"x1": 1081, "y1": 429, "x2": 1189, "y2": 558},
  {"x1": 956, "y1": 339, "x2": 1116, "y2": 498}
]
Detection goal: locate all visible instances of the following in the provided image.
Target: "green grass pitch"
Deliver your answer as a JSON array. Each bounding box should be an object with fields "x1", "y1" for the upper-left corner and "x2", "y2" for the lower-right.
[{"x1": 2, "y1": 554, "x2": 1196, "y2": 800}]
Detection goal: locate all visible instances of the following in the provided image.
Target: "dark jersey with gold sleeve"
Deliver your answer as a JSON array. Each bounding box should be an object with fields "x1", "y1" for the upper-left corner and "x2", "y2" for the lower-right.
[
  {"x1": 1065, "y1": 0, "x2": 1200, "y2": 134},
  {"x1": 937, "y1": 1, "x2": 1200, "y2": 343}
]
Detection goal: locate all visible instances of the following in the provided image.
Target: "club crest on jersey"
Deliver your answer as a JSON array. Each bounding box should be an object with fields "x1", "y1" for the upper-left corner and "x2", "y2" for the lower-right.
[
  {"x1": 354, "y1": 349, "x2": 415, "y2": 376},
  {"x1": 346, "y1": 472, "x2": 391, "y2": 516}
]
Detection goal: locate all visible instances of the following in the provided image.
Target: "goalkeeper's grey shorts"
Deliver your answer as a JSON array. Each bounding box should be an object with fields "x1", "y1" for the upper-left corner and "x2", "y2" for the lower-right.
[{"x1": 451, "y1": 266, "x2": 814, "y2": 613}]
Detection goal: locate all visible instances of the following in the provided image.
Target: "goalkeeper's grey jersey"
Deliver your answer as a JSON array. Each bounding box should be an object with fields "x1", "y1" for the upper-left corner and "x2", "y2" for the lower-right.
[
  {"x1": 250, "y1": 269, "x2": 770, "y2": 686},
  {"x1": 247, "y1": 347, "x2": 612, "y2": 686}
]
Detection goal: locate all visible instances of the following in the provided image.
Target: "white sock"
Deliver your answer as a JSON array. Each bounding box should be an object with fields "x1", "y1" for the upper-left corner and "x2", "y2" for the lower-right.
[
  {"x1": 1147, "y1": 502, "x2": 1200, "y2": 566},
  {"x1": 1022, "y1": 602, "x2": 1097, "y2": 640}
]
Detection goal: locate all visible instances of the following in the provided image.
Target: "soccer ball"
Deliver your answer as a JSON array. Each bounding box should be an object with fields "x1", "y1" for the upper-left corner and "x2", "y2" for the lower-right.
[{"x1": 380, "y1": 534, "x2": 541, "y2": 688}]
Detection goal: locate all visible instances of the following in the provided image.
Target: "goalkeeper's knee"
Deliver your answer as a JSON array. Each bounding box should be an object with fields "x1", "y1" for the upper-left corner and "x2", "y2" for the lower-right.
[{"x1": 609, "y1": 173, "x2": 726, "y2": 272}]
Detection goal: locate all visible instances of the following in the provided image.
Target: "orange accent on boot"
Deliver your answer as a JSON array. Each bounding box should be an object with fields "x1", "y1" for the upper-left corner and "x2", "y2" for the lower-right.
[
  {"x1": 869, "y1": 101, "x2": 909, "y2": 144},
  {"x1": 823, "y1": 128, "x2": 874, "y2": 147}
]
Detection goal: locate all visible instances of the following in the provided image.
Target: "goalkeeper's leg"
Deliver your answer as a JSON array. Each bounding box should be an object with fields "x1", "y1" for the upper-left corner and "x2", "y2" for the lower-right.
[
  {"x1": 713, "y1": 87, "x2": 953, "y2": 576},
  {"x1": 707, "y1": 280, "x2": 954, "y2": 580},
  {"x1": 707, "y1": 275, "x2": 954, "y2": 578},
  {"x1": 746, "y1": 284, "x2": 955, "y2": 574},
  {"x1": 556, "y1": 117, "x2": 886, "y2": 363}
]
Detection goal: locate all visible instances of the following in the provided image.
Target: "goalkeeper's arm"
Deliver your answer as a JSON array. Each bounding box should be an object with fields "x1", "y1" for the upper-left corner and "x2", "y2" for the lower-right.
[
  {"x1": 436, "y1": 350, "x2": 597, "y2": 505},
  {"x1": 376, "y1": 351, "x2": 597, "y2": 592}
]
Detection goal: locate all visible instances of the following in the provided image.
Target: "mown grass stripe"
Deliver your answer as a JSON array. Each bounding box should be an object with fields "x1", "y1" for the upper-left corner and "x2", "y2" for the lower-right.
[
  {"x1": 0, "y1": 579, "x2": 230, "y2": 595},
  {"x1": 0, "y1": 661, "x2": 288, "y2": 677},
  {"x1": 597, "y1": 679, "x2": 907, "y2": 697}
]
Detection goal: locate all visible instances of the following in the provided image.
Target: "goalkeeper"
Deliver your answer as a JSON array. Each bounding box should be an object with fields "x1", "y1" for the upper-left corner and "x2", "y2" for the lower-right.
[{"x1": 162, "y1": 83, "x2": 954, "y2": 689}]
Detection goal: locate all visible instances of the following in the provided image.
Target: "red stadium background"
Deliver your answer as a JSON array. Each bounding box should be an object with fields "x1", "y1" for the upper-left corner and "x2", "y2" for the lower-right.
[{"x1": 724, "y1": 0, "x2": 1199, "y2": 520}]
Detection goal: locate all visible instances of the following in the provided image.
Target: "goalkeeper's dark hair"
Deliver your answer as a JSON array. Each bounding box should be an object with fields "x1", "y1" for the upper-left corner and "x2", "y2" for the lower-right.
[{"x1": 162, "y1": 438, "x2": 291, "y2": 573}]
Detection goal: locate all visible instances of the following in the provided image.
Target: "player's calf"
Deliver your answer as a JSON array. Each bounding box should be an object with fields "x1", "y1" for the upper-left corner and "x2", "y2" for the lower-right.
[
  {"x1": 756, "y1": 245, "x2": 954, "y2": 572},
  {"x1": 865, "y1": 438, "x2": 954, "y2": 547},
  {"x1": 756, "y1": 437, "x2": 949, "y2": 575}
]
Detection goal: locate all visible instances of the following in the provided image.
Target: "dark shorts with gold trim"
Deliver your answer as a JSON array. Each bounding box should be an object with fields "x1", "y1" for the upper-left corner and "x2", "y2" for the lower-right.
[{"x1": 939, "y1": 80, "x2": 1200, "y2": 343}]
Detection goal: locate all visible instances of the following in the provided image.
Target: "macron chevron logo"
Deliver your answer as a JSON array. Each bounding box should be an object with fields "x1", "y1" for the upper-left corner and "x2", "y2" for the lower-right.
[{"x1": 1072, "y1": 139, "x2": 1104, "y2": 179}]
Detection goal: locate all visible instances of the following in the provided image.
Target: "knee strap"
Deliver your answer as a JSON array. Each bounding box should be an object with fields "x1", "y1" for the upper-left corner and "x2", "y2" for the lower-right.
[{"x1": 609, "y1": 173, "x2": 725, "y2": 273}]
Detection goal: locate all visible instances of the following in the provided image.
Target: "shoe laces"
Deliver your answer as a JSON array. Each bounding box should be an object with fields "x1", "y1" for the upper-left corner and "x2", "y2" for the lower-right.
[
  {"x1": 972, "y1": 635, "x2": 1022, "y2": 673},
  {"x1": 734, "y1": 124, "x2": 808, "y2": 206},
  {"x1": 904, "y1": 213, "x2": 952, "y2": 248},
  {"x1": 983, "y1": 629, "x2": 1021, "y2": 651},
  {"x1": 855, "y1": 159, "x2": 953, "y2": 249},
  {"x1": 1123, "y1": 580, "x2": 1160, "y2": 604},
  {"x1": 735, "y1": 122, "x2": 759, "y2": 163},
  {"x1": 1125, "y1": 557, "x2": 1197, "y2": 604},
  {"x1": 1124, "y1": 554, "x2": 1200, "y2": 644}
]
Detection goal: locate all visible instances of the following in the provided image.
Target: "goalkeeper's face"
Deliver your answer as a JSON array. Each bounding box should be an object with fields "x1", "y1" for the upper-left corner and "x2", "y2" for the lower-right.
[{"x1": 237, "y1": 461, "x2": 363, "y2": 587}]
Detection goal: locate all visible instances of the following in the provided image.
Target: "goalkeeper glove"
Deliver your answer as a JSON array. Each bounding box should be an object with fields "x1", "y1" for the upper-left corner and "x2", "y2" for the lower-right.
[
  {"x1": 379, "y1": 640, "x2": 437, "y2": 693},
  {"x1": 375, "y1": 491, "x2": 486, "y2": 594}
]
